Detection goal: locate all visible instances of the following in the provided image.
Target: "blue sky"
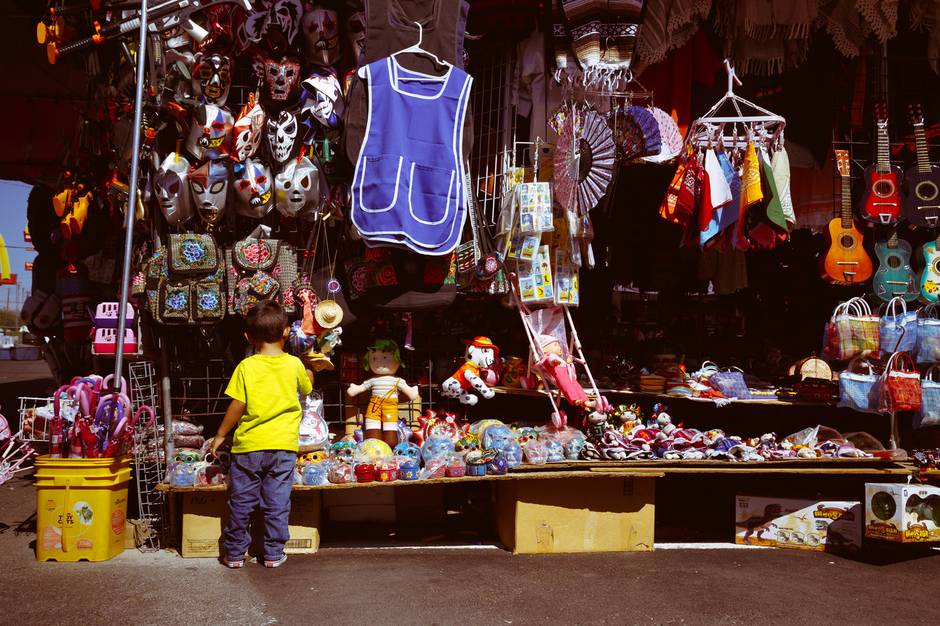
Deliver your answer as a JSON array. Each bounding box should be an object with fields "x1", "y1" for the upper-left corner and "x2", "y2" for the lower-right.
[{"x1": 0, "y1": 180, "x2": 33, "y2": 311}]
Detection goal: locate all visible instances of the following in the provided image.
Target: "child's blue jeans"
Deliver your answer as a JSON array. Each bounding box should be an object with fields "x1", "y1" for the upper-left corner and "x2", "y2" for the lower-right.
[{"x1": 223, "y1": 450, "x2": 295, "y2": 562}]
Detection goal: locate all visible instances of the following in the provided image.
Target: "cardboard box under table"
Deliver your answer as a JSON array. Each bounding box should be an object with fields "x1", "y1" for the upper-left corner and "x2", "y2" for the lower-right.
[
  {"x1": 495, "y1": 473, "x2": 657, "y2": 554},
  {"x1": 865, "y1": 482, "x2": 940, "y2": 543},
  {"x1": 735, "y1": 496, "x2": 861, "y2": 552},
  {"x1": 181, "y1": 491, "x2": 321, "y2": 558}
]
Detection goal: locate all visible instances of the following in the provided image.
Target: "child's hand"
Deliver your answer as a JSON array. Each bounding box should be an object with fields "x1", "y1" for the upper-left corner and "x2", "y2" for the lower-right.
[{"x1": 210, "y1": 434, "x2": 226, "y2": 458}]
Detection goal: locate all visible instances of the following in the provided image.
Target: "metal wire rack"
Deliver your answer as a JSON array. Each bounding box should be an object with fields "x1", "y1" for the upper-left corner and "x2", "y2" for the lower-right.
[
  {"x1": 129, "y1": 360, "x2": 166, "y2": 551},
  {"x1": 16, "y1": 395, "x2": 57, "y2": 444}
]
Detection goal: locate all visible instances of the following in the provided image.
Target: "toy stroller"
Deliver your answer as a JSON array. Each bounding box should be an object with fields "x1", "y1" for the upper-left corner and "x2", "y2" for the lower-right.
[
  {"x1": 1, "y1": 414, "x2": 35, "y2": 486},
  {"x1": 509, "y1": 282, "x2": 608, "y2": 430}
]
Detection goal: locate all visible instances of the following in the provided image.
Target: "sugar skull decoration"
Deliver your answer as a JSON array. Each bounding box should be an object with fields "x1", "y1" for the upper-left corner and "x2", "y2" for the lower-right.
[
  {"x1": 421, "y1": 435, "x2": 455, "y2": 464},
  {"x1": 274, "y1": 156, "x2": 319, "y2": 217},
  {"x1": 192, "y1": 52, "x2": 233, "y2": 105},
  {"x1": 232, "y1": 95, "x2": 266, "y2": 162},
  {"x1": 266, "y1": 109, "x2": 300, "y2": 165},
  {"x1": 232, "y1": 159, "x2": 274, "y2": 218},
  {"x1": 255, "y1": 54, "x2": 302, "y2": 103},
  {"x1": 565, "y1": 436, "x2": 586, "y2": 460},
  {"x1": 186, "y1": 104, "x2": 233, "y2": 161},
  {"x1": 501, "y1": 441, "x2": 523, "y2": 467},
  {"x1": 188, "y1": 159, "x2": 229, "y2": 226},
  {"x1": 482, "y1": 424, "x2": 514, "y2": 451},
  {"x1": 154, "y1": 152, "x2": 194, "y2": 226},
  {"x1": 299, "y1": 69, "x2": 343, "y2": 133},
  {"x1": 301, "y1": 3, "x2": 341, "y2": 67},
  {"x1": 441, "y1": 337, "x2": 499, "y2": 405}
]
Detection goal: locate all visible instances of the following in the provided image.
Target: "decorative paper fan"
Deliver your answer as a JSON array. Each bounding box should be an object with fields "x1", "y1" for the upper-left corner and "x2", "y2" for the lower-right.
[
  {"x1": 554, "y1": 108, "x2": 616, "y2": 215},
  {"x1": 642, "y1": 107, "x2": 683, "y2": 163},
  {"x1": 626, "y1": 105, "x2": 662, "y2": 159}
]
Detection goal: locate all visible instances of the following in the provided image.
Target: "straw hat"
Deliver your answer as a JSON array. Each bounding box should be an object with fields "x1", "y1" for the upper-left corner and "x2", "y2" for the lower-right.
[
  {"x1": 303, "y1": 351, "x2": 335, "y2": 372},
  {"x1": 314, "y1": 299, "x2": 343, "y2": 329}
]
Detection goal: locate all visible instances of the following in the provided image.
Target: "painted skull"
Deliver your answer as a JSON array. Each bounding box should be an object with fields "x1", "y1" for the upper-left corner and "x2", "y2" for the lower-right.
[
  {"x1": 186, "y1": 104, "x2": 233, "y2": 161},
  {"x1": 233, "y1": 159, "x2": 274, "y2": 218},
  {"x1": 482, "y1": 425, "x2": 514, "y2": 451},
  {"x1": 347, "y1": 11, "x2": 366, "y2": 65},
  {"x1": 544, "y1": 439, "x2": 565, "y2": 463},
  {"x1": 301, "y1": 4, "x2": 340, "y2": 67},
  {"x1": 154, "y1": 152, "x2": 193, "y2": 226},
  {"x1": 256, "y1": 55, "x2": 301, "y2": 102},
  {"x1": 232, "y1": 98, "x2": 266, "y2": 162},
  {"x1": 500, "y1": 441, "x2": 523, "y2": 467},
  {"x1": 266, "y1": 109, "x2": 299, "y2": 164},
  {"x1": 564, "y1": 436, "x2": 586, "y2": 460},
  {"x1": 192, "y1": 52, "x2": 232, "y2": 105},
  {"x1": 188, "y1": 159, "x2": 229, "y2": 226},
  {"x1": 274, "y1": 156, "x2": 319, "y2": 217}
]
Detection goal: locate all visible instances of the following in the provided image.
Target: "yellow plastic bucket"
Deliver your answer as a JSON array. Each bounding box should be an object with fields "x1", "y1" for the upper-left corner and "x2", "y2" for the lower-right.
[{"x1": 34, "y1": 456, "x2": 132, "y2": 562}]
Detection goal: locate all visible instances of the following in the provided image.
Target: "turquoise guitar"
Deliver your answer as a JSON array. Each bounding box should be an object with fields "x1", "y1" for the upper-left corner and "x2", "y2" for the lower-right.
[
  {"x1": 920, "y1": 234, "x2": 940, "y2": 303},
  {"x1": 873, "y1": 230, "x2": 917, "y2": 303}
]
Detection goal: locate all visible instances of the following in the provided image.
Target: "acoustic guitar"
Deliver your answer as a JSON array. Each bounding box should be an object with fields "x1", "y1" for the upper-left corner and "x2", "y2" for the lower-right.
[
  {"x1": 861, "y1": 103, "x2": 902, "y2": 225},
  {"x1": 919, "y1": 234, "x2": 940, "y2": 303},
  {"x1": 902, "y1": 104, "x2": 940, "y2": 227},
  {"x1": 873, "y1": 228, "x2": 918, "y2": 302},
  {"x1": 821, "y1": 149, "x2": 873, "y2": 284}
]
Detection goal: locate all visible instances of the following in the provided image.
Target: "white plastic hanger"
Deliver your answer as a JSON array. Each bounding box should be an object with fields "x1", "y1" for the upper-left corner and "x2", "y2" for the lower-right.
[
  {"x1": 688, "y1": 60, "x2": 785, "y2": 148},
  {"x1": 356, "y1": 21, "x2": 450, "y2": 80}
]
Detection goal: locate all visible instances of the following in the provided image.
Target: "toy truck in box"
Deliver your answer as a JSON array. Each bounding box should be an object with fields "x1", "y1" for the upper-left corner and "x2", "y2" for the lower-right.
[{"x1": 865, "y1": 483, "x2": 940, "y2": 543}]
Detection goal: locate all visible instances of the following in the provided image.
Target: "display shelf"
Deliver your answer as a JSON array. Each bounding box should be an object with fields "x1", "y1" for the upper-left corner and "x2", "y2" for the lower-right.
[
  {"x1": 507, "y1": 457, "x2": 896, "y2": 472},
  {"x1": 490, "y1": 385, "x2": 832, "y2": 407},
  {"x1": 156, "y1": 468, "x2": 664, "y2": 493}
]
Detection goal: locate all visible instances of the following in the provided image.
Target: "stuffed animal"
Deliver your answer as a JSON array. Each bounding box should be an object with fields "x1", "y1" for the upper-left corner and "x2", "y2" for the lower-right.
[{"x1": 441, "y1": 337, "x2": 499, "y2": 405}]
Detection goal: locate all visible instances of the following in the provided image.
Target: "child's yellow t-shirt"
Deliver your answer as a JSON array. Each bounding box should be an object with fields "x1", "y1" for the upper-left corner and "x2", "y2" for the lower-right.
[{"x1": 224, "y1": 353, "x2": 313, "y2": 453}]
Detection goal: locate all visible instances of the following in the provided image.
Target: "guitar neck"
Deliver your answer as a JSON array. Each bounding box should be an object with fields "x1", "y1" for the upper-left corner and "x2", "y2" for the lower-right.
[
  {"x1": 915, "y1": 122, "x2": 931, "y2": 173},
  {"x1": 877, "y1": 123, "x2": 891, "y2": 173},
  {"x1": 841, "y1": 175, "x2": 852, "y2": 228}
]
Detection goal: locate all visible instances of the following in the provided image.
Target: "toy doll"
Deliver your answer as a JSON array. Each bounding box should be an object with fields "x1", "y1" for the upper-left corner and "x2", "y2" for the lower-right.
[
  {"x1": 536, "y1": 335, "x2": 594, "y2": 409},
  {"x1": 346, "y1": 339, "x2": 419, "y2": 447},
  {"x1": 441, "y1": 337, "x2": 499, "y2": 405}
]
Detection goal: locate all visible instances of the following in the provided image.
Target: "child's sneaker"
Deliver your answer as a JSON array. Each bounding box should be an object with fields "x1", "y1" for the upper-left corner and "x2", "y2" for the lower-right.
[
  {"x1": 263, "y1": 554, "x2": 288, "y2": 568},
  {"x1": 221, "y1": 557, "x2": 244, "y2": 569}
]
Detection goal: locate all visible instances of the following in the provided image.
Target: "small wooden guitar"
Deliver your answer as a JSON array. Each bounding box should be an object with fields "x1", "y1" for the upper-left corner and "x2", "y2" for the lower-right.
[
  {"x1": 919, "y1": 234, "x2": 940, "y2": 303},
  {"x1": 821, "y1": 149, "x2": 873, "y2": 284},
  {"x1": 861, "y1": 103, "x2": 902, "y2": 225},
  {"x1": 902, "y1": 104, "x2": 940, "y2": 227},
  {"x1": 873, "y1": 228, "x2": 918, "y2": 302}
]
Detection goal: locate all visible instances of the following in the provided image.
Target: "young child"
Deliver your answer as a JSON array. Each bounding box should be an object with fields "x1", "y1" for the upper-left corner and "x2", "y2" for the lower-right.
[{"x1": 210, "y1": 301, "x2": 313, "y2": 568}]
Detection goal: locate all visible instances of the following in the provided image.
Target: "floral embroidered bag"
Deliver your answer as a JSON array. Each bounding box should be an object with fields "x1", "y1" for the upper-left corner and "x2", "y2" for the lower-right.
[
  {"x1": 145, "y1": 234, "x2": 226, "y2": 325},
  {"x1": 225, "y1": 238, "x2": 298, "y2": 315}
]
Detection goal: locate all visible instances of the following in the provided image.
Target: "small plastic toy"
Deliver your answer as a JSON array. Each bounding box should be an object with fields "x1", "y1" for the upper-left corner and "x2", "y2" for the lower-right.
[
  {"x1": 524, "y1": 440, "x2": 547, "y2": 465},
  {"x1": 421, "y1": 435, "x2": 455, "y2": 464},
  {"x1": 393, "y1": 441, "x2": 421, "y2": 462},
  {"x1": 445, "y1": 454, "x2": 466, "y2": 477},
  {"x1": 356, "y1": 439, "x2": 393, "y2": 463},
  {"x1": 302, "y1": 462, "x2": 327, "y2": 485},
  {"x1": 482, "y1": 424, "x2": 515, "y2": 450},
  {"x1": 565, "y1": 436, "x2": 586, "y2": 460},
  {"x1": 441, "y1": 337, "x2": 499, "y2": 405},
  {"x1": 543, "y1": 438, "x2": 565, "y2": 463},
  {"x1": 399, "y1": 458, "x2": 420, "y2": 480},
  {"x1": 501, "y1": 441, "x2": 523, "y2": 467},
  {"x1": 487, "y1": 452, "x2": 509, "y2": 475},
  {"x1": 354, "y1": 463, "x2": 375, "y2": 483}
]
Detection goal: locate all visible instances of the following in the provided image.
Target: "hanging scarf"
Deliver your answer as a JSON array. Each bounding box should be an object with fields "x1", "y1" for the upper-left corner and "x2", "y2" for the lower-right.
[
  {"x1": 856, "y1": 0, "x2": 899, "y2": 43},
  {"x1": 771, "y1": 147, "x2": 795, "y2": 229},
  {"x1": 633, "y1": 0, "x2": 711, "y2": 72},
  {"x1": 716, "y1": 0, "x2": 816, "y2": 75}
]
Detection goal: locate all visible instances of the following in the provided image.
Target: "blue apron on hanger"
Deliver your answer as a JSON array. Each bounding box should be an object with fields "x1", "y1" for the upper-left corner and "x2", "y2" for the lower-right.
[{"x1": 351, "y1": 56, "x2": 472, "y2": 255}]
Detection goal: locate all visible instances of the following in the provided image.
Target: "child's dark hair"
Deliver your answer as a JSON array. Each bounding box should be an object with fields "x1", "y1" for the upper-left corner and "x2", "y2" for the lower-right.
[{"x1": 245, "y1": 300, "x2": 288, "y2": 343}]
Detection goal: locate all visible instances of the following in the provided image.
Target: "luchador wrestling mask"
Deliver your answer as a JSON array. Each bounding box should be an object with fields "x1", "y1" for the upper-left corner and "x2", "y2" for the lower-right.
[
  {"x1": 189, "y1": 159, "x2": 229, "y2": 226},
  {"x1": 301, "y1": 3, "x2": 340, "y2": 67},
  {"x1": 186, "y1": 104, "x2": 233, "y2": 161},
  {"x1": 347, "y1": 11, "x2": 366, "y2": 65},
  {"x1": 233, "y1": 159, "x2": 274, "y2": 218},
  {"x1": 239, "y1": 0, "x2": 303, "y2": 54},
  {"x1": 275, "y1": 156, "x2": 319, "y2": 217},
  {"x1": 192, "y1": 52, "x2": 233, "y2": 105},
  {"x1": 266, "y1": 109, "x2": 299, "y2": 164},
  {"x1": 154, "y1": 152, "x2": 194, "y2": 226},
  {"x1": 255, "y1": 55, "x2": 302, "y2": 102},
  {"x1": 232, "y1": 96, "x2": 266, "y2": 162},
  {"x1": 300, "y1": 69, "x2": 342, "y2": 131}
]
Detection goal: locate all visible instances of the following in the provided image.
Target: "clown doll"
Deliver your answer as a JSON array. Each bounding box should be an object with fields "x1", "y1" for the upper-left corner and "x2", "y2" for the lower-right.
[{"x1": 346, "y1": 340, "x2": 419, "y2": 447}]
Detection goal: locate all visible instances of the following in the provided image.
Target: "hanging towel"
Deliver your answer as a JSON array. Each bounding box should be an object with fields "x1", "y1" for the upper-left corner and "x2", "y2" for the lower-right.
[
  {"x1": 771, "y1": 147, "x2": 795, "y2": 229},
  {"x1": 760, "y1": 147, "x2": 787, "y2": 232},
  {"x1": 734, "y1": 141, "x2": 762, "y2": 250},
  {"x1": 717, "y1": 150, "x2": 740, "y2": 233},
  {"x1": 700, "y1": 148, "x2": 732, "y2": 247}
]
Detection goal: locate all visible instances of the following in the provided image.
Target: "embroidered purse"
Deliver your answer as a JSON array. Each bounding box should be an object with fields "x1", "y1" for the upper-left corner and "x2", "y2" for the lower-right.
[
  {"x1": 225, "y1": 238, "x2": 298, "y2": 315},
  {"x1": 141, "y1": 234, "x2": 226, "y2": 325}
]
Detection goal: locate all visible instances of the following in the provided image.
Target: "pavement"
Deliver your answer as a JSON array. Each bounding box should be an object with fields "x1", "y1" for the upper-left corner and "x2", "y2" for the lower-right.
[{"x1": 3, "y1": 471, "x2": 940, "y2": 626}]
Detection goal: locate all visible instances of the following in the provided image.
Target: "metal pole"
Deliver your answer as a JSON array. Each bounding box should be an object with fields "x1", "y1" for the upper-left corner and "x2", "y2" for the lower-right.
[{"x1": 112, "y1": 0, "x2": 148, "y2": 387}]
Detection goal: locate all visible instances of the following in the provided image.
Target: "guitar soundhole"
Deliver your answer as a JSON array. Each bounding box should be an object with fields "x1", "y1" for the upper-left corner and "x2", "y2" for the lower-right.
[
  {"x1": 917, "y1": 181, "x2": 939, "y2": 202},
  {"x1": 874, "y1": 180, "x2": 896, "y2": 198},
  {"x1": 934, "y1": 259, "x2": 940, "y2": 275},
  {"x1": 840, "y1": 234, "x2": 855, "y2": 249},
  {"x1": 888, "y1": 256, "x2": 901, "y2": 269}
]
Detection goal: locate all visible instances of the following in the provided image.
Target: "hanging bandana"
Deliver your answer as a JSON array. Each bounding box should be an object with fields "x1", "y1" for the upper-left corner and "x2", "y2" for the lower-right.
[
  {"x1": 188, "y1": 159, "x2": 230, "y2": 227},
  {"x1": 233, "y1": 159, "x2": 274, "y2": 218},
  {"x1": 274, "y1": 156, "x2": 319, "y2": 217},
  {"x1": 232, "y1": 94, "x2": 266, "y2": 162},
  {"x1": 254, "y1": 54, "x2": 302, "y2": 103},
  {"x1": 186, "y1": 104, "x2": 233, "y2": 161},
  {"x1": 154, "y1": 152, "x2": 194, "y2": 226},
  {"x1": 301, "y1": 3, "x2": 341, "y2": 67},
  {"x1": 192, "y1": 52, "x2": 233, "y2": 106}
]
